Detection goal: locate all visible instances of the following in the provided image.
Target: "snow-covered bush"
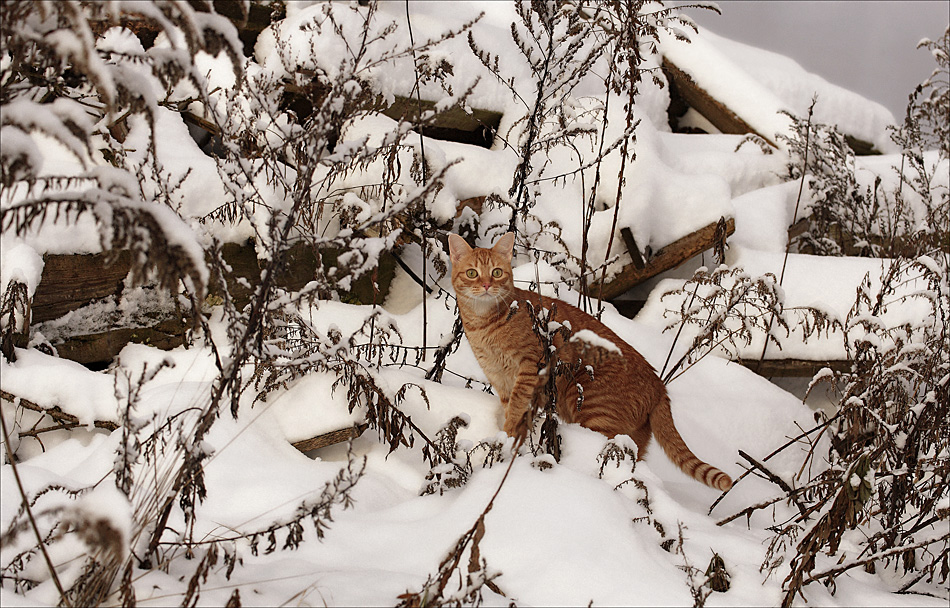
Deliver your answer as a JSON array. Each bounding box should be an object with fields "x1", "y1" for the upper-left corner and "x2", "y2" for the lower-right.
[
  {"x1": 783, "y1": 31, "x2": 949, "y2": 259},
  {"x1": 469, "y1": 0, "x2": 717, "y2": 308},
  {"x1": 759, "y1": 253, "x2": 950, "y2": 605},
  {"x1": 912, "y1": 26, "x2": 949, "y2": 159},
  {"x1": 0, "y1": 2, "x2": 482, "y2": 604},
  {"x1": 657, "y1": 262, "x2": 841, "y2": 384}
]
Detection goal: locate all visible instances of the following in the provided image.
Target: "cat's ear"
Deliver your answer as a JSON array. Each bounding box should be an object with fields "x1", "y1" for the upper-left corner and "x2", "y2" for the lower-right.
[
  {"x1": 492, "y1": 232, "x2": 515, "y2": 261},
  {"x1": 448, "y1": 233, "x2": 473, "y2": 263}
]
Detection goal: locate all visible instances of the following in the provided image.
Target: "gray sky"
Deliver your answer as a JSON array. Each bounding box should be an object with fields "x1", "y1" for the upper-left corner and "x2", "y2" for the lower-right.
[{"x1": 684, "y1": 1, "x2": 950, "y2": 120}]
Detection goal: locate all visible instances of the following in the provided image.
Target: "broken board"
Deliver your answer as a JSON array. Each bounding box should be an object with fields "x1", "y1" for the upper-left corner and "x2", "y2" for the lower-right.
[{"x1": 591, "y1": 217, "x2": 735, "y2": 301}]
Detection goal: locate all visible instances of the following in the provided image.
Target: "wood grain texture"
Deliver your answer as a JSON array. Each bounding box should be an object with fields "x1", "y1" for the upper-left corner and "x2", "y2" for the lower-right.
[
  {"x1": 291, "y1": 424, "x2": 369, "y2": 453},
  {"x1": 31, "y1": 251, "x2": 131, "y2": 323},
  {"x1": 594, "y1": 217, "x2": 735, "y2": 300}
]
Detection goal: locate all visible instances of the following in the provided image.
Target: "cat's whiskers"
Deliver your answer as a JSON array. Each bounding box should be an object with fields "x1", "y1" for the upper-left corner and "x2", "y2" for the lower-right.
[{"x1": 462, "y1": 286, "x2": 510, "y2": 317}]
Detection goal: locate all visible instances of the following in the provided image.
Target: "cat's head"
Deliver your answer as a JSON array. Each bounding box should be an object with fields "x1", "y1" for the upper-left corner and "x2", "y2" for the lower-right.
[{"x1": 448, "y1": 232, "x2": 515, "y2": 312}]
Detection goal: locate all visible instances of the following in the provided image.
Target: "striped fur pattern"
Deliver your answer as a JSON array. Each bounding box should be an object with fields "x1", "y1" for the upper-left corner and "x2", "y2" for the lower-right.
[{"x1": 448, "y1": 232, "x2": 732, "y2": 491}]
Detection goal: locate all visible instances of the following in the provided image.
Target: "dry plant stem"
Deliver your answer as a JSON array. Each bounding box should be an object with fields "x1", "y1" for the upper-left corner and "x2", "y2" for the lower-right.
[
  {"x1": 580, "y1": 70, "x2": 612, "y2": 312},
  {"x1": 0, "y1": 405, "x2": 70, "y2": 605},
  {"x1": 709, "y1": 411, "x2": 841, "y2": 515},
  {"x1": 659, "y1": 281, "x2": 701, "y2": 381},
  {"x1": 738, "y1": 450, "x2": 806, "y2": 517},
  {"x1": 596, "y1": 99, "x2": 634, "y2": 312},
  {"x1": 716, "y1": 493, "x2": 800, "y2": 527},
  {"x1": 804, "y1": 531, "x2": 950, "y2": 587},
  {"x1": 1, "y1": 389, "x2": 119, "y2": 432},
  {"x1": 405, "y1": 0, "x2": 429, "y2": 360},
  {"x1": 755, "y1": 97, "x2": 816, "y2": 373}
]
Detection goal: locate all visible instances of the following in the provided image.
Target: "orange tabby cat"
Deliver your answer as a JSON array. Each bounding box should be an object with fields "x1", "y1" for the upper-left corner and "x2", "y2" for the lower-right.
[{"x1": 448, "y1": 232, "x2": 732, "y2": 491}]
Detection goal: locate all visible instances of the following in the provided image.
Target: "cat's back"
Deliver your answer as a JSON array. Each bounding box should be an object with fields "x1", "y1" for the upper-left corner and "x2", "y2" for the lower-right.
[{"x1": 513, "y1": 287, "x2": 662, "y2": 385}]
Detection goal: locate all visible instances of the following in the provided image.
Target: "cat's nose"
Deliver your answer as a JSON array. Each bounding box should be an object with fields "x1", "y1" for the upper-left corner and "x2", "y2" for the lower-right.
[{"x1": 483, "y1": 283, "x2": 491, "y2": 290}]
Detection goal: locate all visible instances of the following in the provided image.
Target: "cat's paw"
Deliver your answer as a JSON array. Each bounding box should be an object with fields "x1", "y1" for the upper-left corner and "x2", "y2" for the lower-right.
[{"x1": 503, "y1": 414, "x2": 530, "y2": 440}]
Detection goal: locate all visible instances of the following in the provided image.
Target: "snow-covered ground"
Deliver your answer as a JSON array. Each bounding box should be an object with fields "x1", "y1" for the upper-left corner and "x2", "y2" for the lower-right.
[{"x1": 2, "y1": 2, "x2": 947, "y2": 606}]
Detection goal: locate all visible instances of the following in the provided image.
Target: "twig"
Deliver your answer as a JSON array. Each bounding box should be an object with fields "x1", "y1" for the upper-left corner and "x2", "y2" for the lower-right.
[
  {"x1": 1, "y1": 389, "x2": 118, "y2": 432},
  {"x1": 738, "y1": 450, "x2": 807, "y2": 517},
  {"x1": 755, "y1": 96, "x2": 817, "y2": 374},
  {"x1": 803, "y1": 531, "x2": 950, "y2": 586},
  {"x1": 716, "y1": 492, "x2": 807, "y2": 527},
  {"x1": 0, "y1": 400, "x2": 70, "y2": 605},
  {"x1": 659, "y1": 280, "x2": 701, "y2": 382},
  {"x1": 708, "y1": 405, "x2": 841, "y2": 516}
]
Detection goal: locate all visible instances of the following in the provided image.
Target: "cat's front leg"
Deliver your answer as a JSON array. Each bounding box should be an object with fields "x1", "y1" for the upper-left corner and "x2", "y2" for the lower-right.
[{"x1": 502, "y1": 362, "x2": 539, "y2": 439}]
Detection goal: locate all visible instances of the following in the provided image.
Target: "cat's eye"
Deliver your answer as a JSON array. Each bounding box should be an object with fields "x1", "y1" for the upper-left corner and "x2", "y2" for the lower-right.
[
  {"x1": 491, "y1": 268, "x2": 503, "y2": 278},
  {"x1": 466, "y1": 269, "x2": 478, "y2": 279}
]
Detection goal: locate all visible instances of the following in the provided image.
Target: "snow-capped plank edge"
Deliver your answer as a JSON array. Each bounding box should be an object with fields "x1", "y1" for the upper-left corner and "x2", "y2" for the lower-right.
[
  {"x1": 31, "y1": 251, "x2": 132, "y2": 323},
  {"x1": 739, "y1": 357, "x2": 850, "y2": 378},
  {"x1": 51, "y1": 322, "x2": 187, "y2": 366},
  {"x1": 2, "y1": 386, "x2": 369, "y2": 455},
  {"x1": 662, "y1": 57, "x2": 777, "y2": 146},
  {"x1": 290, "y1": 423, "x2": 369, "y2": 453},
  {"x1": 1, "y1": 389, "x2": 118, "y2": 433},
  {"x1": 594, "y1": 216, "x2": 735, "y2": 300}
]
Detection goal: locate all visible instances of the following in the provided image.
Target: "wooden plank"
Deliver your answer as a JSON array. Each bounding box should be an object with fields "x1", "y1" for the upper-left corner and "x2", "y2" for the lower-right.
[
  {"x1": 2, "y1": 389, "x2": 371, "y2": 456},
  {"x1": 741, "y1": 358, "x2": 851, "y2": 378},
  {"x1": 662, "y1": 58, "x2": 777, "y2": 146},
  {"x1": 620, "y1": 227, "x2": 645, "y2": 270},
  {"x1": 292, "y1": 424, "x2": 368, "y2": 453},
  {"x1": 50, "y1": 319, "x2": 187, "y2": 366},
  {"x1": 594, "y1": 217, "x2": 735, "y2": 300},
  {"x1": 787, "y1": 216, "x2": 810, "y2": 241},
  {"x1": 845, "y1": 135, "x2": 880, "y2": 156},
  {"x1": 217, "y1": 240, "x2": 397, "y2": 310},
  {"x1": 1, "y1": 389, "x2": 118, "y2": 432},
  {"x1": 382, "y1": 98, "x2": 501, "y2": 148},
  {"x1": 31, "y1": 251, "x2": 132, "y2": 323},
  {"x1": 663, "y1": 57, "x2": 881, "y2": 155}
]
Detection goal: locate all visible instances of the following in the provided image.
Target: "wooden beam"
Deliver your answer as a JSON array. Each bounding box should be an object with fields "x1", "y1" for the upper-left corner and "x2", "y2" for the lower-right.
[
  {"x1": 32, "y1": 251, "x2": 132, "y2": 323},
  {"x1": 620, "y1": 227, "x2": 645, "y2": 270},
  {"x1": 291, "y1": 424, "x2": 368, "y2": 453},
  {"x1": 382, "y1": 97, "x2": 501, "y2": 149},
  {"x1": 593, "y1": 217, "x2": 736, "y2": 300},
  {"x1": 662, "y1": 58, "x2": 777, "y2": 147},
  {"x1": 787, "y1": 216, "x2": 810, "y2": 241},
  {"x1": 49, "y1": 320, "x2": 187, "y2": 366},
  {"x1": 741, "y1": 358, "x2": 851, "y2": 378},
  {"x1": 844, "y1": 135, "x2": 880, "y2": 156}
]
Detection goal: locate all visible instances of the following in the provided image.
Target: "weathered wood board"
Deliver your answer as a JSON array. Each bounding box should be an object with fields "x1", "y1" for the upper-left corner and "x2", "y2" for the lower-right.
[
  {"x1": 662, "y1": 58, "x2": 774, "y2": 144},
  {"x1": 50, "y1": 320, "x2": 188, "y2": 366},
  {"x1": 2, "y1": 388, "x2": 367, "y2": 454},
  {"x1": 291, "y1": 424, "x2": 369, "y2": 453},
  {"x1": 662, "y1": 58, "x2": 879, "y2": 155},
  {"x1": 740, "y1": 358, "x2": 851, "y2": 378},
  {"x1": 592, "y1": 217, "x2": 735, "y2": 300},
  {"x1": 26, "y1": 239, "x2": 395, "y2": 365},
  {"x1": 31, "y1": 251, "x2": 132, "y2": 323}
]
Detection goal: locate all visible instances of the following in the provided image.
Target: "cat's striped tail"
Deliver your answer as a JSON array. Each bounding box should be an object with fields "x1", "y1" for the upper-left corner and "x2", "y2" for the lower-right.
[{"x1": 650, "y1": 396, "x2": 732, "y2": 491}]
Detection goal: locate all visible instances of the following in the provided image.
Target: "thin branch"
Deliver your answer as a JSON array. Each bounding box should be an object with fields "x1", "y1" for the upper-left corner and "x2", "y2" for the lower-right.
[{"x1": 0, "y1": 400, "x2": 70, "y2": 606}]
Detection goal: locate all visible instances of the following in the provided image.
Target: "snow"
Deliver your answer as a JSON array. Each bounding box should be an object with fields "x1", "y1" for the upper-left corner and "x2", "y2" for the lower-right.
[
  {"x1": 0, "y1": 238, "x2": 44, "y2": 298},
  {"x1": 658, "y1": 25, "x2": 899, "y2": 153},
  {"x1": 697, "y1": 29, "x2": 899, "y2": 154},
  {"x1": 1, "y1": 348, "x2": 119, "y2": 426},
  {"x1": 569, "y1": 328, "x2": 622, "y2": 355},
  {"x1": 2, "y1": 1, "x2": 946, "y2": 606}
]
